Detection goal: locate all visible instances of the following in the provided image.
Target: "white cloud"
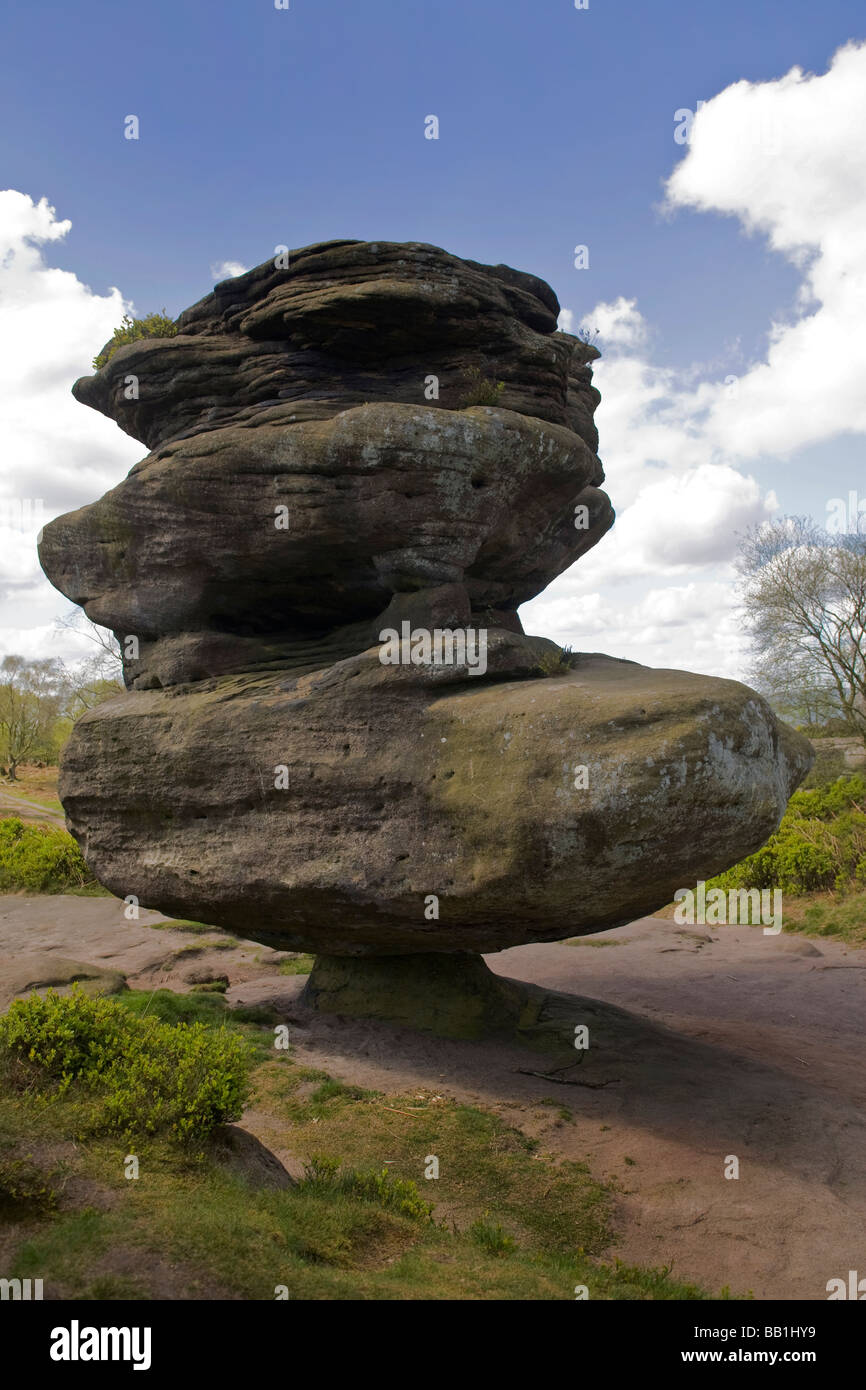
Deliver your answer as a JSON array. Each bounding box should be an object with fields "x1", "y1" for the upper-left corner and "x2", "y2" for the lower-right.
[
  {"x1": 539, "y1": 43, "x2": 866, "y2": 680},
  {"x1": 665, "y1": 41, "x2": 866, "y2": 457},
  {"x1": 210, "y1": 259, "x2": 249, "y2": 281},
  {"x1": 0, "y1": 190, "x2": 141, "y2": 661},
  {"x1": 557, "y1": 308, "x2": 574, "y2": 334},
  {"x1": 588, "y1": 296, "x2": 647, "y2": 350}
]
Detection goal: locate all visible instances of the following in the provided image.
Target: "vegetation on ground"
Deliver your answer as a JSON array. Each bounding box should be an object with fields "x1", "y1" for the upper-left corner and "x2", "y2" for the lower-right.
[
  {"x1": 0, "y1": 985, "x2": 723, "y2": 1300},
  {"x1": 708, "y1": 774, "x2": 866, "y2": 898},
  {"x1": 0, "y1": 987, "x2": 251, "y2": 1145},
  {"x1": 0, "y1": 818, "x2": 97, "y2": 893},
  {"x1": 699, "y1": 774, "x2": 866, "y2": 945}
]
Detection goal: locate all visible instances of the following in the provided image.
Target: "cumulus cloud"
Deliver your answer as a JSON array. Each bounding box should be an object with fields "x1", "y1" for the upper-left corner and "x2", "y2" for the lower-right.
[
  {"x1": 665, "y1": 40, "x2": 866, "y2": 458},
  {"x1": 0, "y1": 190, "x2": 141, "y2": 661},
  {"x1": 588, "y1": 297, "x2": 647, "y2": 350},
  {"x1": 538, "y1": 43, "x2": 866, "y2": 678},
  {"x1": 210, "y1": 259, "x2": 249, "y2": 281}
]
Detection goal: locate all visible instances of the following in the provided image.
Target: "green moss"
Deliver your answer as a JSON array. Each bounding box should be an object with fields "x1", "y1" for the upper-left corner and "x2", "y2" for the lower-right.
[{"x1": 303, "y1": 953, "x2": 527, "y2": 1041}]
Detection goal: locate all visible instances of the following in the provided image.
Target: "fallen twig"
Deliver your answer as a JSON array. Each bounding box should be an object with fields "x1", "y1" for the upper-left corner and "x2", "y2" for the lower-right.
[{"x1": 515, "y1": 1069, "x2": 620, "y2": 1089}]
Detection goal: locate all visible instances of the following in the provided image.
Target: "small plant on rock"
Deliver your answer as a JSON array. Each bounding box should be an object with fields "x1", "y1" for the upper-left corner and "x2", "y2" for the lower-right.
[{"x1": 92, "y1": 311, "x2": 177, "y2": 370}]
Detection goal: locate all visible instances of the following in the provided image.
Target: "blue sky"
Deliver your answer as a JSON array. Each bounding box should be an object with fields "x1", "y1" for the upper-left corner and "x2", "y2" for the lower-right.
[
  {"x1": 1, "y1": 0, "x2": 865, "y2": 675},
  {"x1": 2, "y1": 0, "x2": 851, "y2": 333}
]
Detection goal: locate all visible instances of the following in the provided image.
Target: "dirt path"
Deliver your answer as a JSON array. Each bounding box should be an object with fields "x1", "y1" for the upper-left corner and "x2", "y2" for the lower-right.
[
  {"x1": 0, "y1": 789, "x2": 66, "y2": 826},
  {"x1": 1, "y1": 896, "x2": 863, "y2": 1300}
]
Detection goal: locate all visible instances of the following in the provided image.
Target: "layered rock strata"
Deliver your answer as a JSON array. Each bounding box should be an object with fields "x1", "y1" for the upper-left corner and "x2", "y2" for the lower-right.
[{"x1": 39, "y1": 240, "x2": 811, "y2": 997}]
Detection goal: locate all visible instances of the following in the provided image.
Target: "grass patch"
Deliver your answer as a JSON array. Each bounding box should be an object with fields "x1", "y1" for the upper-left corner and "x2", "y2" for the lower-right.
[
  {"x1": 278, "y1": 954, "x2": 315, "y2": 975},
  {"x1": 146, "y1": 919, "x2": 215, "y2": 934},
  {"x1": 0, "y1": 817, "x2": 97, "y2": 892},
  {"x1": 171, "y1": 938, "x2": 238, "y2": 959},
  {"x1": 298, "y1": 1154, "x2": 434, "y2": 1222},
  {"x1": 566, "y1": 938, "x2": 624, "y2": 948},
  {"x1": 776, "y1": 891, "x2": 866, "y2": 946},
  {"x1": 470, "y1": 1216, "x2": 517, "y2": 1256}
]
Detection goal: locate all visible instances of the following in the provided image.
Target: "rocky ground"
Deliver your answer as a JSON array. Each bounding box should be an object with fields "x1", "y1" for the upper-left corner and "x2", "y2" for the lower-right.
[{"x1": 1, "y1": 891, "x2": 862, "y2": 1301}]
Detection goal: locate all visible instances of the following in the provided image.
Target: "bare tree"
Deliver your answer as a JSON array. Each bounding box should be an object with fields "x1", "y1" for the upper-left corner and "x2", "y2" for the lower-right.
[
  {"x1": 737, "y1": 516, "x2": 866, "y2": 745},
  {"x1": 54, "y1": 609, "x2": 124, "y2": 716},
  {"x1": 55, "y1": 608, "x2": 122, "y2": 673}
]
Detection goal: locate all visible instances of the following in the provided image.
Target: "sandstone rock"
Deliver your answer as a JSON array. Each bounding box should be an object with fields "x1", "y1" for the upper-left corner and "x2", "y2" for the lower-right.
[
  {"x1": 58, "y1": 652, "x2": 811, "y2": 955},
  {"x1": 40, "y1": 404, "x2": 611, "y2": 687},
  {"x1": 0, "y1": 955, "x2": 127, "y2": 1011},
  {"x1": 38, "y1": 239, "x2": 812, "y2": 992},
  {"x1": 73, "y1": 240, "x2": 595, "y2": 453},
  {"x1": 40, "y1": 241, "x2": 612, "y2": 691}
]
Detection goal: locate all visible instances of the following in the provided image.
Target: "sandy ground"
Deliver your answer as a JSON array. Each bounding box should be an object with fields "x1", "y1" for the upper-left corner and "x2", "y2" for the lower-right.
[{"x1": 1, "y1": 894, "x2": 863, "y2": 1300}]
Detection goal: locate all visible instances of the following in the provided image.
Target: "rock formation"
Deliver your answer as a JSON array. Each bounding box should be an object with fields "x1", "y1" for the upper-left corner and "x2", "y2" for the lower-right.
[{"x1": 39, "y1": 239, "x2": 812, "y2": 1037}]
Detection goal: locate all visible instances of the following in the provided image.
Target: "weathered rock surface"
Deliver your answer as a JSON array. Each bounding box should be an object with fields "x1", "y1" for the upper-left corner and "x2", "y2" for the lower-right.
[
  {"x1": 40, "y1": 404, "x2": 610, "y2": 685},
  {"x1": 58, "y1": 653, "x2": 811, "y2": 955},
  {"x1": 40, "y1": 240, "x2": 612, "y2": 690},
  {"x1": 39, "y1": 239, "x2": 812, "y2": 972},
  {"x1": 72, "y1": 240, "x2": 599, "y2": 452}
]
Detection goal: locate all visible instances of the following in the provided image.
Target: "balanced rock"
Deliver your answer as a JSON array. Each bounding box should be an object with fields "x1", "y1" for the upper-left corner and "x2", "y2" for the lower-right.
[
  {"x1": 58, "y1": 651, "x2": 810, "y2": 955},
  {"x1": 39, "y1": 240, "x2": 811, "y2": 1018}
]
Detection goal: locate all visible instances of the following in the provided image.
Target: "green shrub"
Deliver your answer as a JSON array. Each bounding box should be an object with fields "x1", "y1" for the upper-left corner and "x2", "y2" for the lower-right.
[
  {"x1": 0, "y1": 818, "x2": 94, "y2": 892},
  {"x1": 0, "y1": 1155, "x2": 58, "y2": 1216},
  {"x1": 0, "y1": 987, "x2": 251, "y2": 1144},
  {"x1": 457, "y1": 366, "x2": 506, "y2": 408},
  {"x1": 708, "y1": 775, "x2": 866, "y2": 897},
  {"x1": 92, "y1": 311, "x2": 177, "y2": 370},
  {"x1": 534, "y1": 643, "x2": 575, "y2": 677}
]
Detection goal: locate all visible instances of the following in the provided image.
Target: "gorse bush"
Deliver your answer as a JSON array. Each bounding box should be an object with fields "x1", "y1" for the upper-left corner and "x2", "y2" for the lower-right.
[
  {"x1": 0, "y1": 987, "x2": 251, "y2": 1143},
  {"x1": 709, "y1": 774, "x2": 866, "y2": 896},
  {"x1": 92, "y1": 311, "x2": 177, "y2": 370},
  {"x1": 0, "y1": 817, "x2": 94, "y2": 892}
]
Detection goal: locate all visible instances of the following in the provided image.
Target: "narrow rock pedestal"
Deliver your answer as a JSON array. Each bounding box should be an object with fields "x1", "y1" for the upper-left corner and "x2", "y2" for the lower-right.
[{"x1": 301, "y1": 951, "x2": 585, "y2": 1055}]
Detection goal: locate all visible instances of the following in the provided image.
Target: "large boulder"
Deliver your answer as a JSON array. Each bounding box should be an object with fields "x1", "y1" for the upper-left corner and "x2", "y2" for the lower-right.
[
  {"x1": 38, "y1": 238, "x2": 812, "y2": 985},
  {"x1": 58, "y1": 652, "x2": 811, "y2": 955}
]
